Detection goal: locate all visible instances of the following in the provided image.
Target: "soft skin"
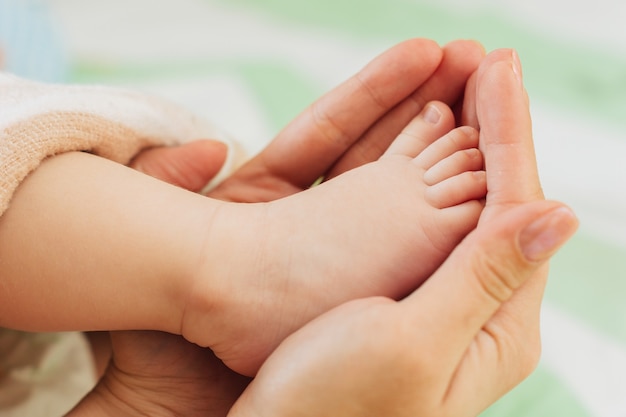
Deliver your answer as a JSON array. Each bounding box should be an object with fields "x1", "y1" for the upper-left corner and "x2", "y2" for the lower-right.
[
  {"x1": 69, "y1": 46, "x2": 577, "y2": 417},
  {"x1": 0, "y1": 39, "x2": 486, "y2": 379}
]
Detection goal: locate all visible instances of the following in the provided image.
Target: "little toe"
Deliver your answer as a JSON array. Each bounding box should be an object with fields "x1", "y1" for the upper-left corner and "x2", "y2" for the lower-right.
[
  {"x1": 413, "y1": 126, "x2": 479, "y2": 171},
  {"x1": 383, "y1": 101, "x2": 455, "y2": 158},
  {"x1": 425, "y1": 170, "x2": 487, "y2": 209},
  {"x1": 424, "y1": 147, "x2": 483, "y2": 186}
]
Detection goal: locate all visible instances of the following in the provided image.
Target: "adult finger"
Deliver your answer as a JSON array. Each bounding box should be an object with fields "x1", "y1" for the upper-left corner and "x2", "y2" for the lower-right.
[
  {"x1": 400, "y1": 201, "x2": 578, "y2": 372},
  {"x1": 459, "y1": 70, "x2": 478, "y2": 129},
  {"x1": 244, "y1": 38, "x2": 443, "y2": 188},
  {"x1": 413, "y1": 40, "x2": 485, "y2": 113},
  {"x1": 476, "y1": 49, "x2": 543, "y2": 213},
  {"x1": 470, "y1": 49, "x2": 550, "y2": 366},
  {"x1": 129, "y1": 139, "x2": 228, "y2": 192},
  {"x1": 325, "y1": 39, "x2": 485, "y2": 178}
]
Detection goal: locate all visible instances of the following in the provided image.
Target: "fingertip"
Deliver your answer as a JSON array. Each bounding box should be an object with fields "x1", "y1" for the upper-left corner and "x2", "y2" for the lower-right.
[
  {"x1": 177, "y1": 139, "x2": 230, "y2": 188},
  {"x1": 404, "y1": 37, "x2": 442, "y2": 51},
  {"x1": 187, "y1": 139, "x2": 229, "y2": 161},
  {"x1": 482, "y1": 48, "x2": 515, "y2": 62},
  {"x1": 130, "y1": 139, "x2": 229, "y2": 192},
  {"x1": 477, "y1": 48, "x2": 519, "y2": 84},
  {"x1": 444, "y1": 39, "x2": 486, "y2": 57},
  {"x1": 443, "y1": 39, "x2": 486, "y2": 70},
  {"x1": 392, "y1": 38, "x2": 444, "y2": 69},
  {"x1": 469, "y1": 39, "x2": 487, "y2": 56}
]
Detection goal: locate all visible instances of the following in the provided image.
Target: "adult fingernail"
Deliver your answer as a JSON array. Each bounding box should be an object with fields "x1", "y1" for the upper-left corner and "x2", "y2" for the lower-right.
[
  {"x1": 519, "y1": 206, "x2": 578, "y2": 262},
  {"x1": 422, "y1": 103, "x2": 441, "y2": 124},
  {"x1": 511, "y1": 49, "x2": 523, "y2": 86}
]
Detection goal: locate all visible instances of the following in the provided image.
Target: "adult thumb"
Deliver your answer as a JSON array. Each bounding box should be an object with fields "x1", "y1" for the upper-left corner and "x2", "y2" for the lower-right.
[{"x1": 401, "y1": 200, "x2": 578, "y2": 363}]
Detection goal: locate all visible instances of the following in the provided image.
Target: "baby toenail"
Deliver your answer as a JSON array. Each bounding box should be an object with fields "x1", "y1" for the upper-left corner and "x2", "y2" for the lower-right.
[{"x1": 422, "y1": 104, "x2": 441, "y2": 124}]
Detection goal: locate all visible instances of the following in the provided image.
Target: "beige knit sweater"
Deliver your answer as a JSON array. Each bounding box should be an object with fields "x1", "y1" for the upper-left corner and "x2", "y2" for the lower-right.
[{"x1": 0, "y1": 71, "x2": 236, "y2": 217}]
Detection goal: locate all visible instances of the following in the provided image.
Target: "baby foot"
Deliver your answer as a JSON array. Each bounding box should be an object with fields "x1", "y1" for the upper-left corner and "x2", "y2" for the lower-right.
[{"x1": 183, "y1": 101, "x2": 486, "y2": 376}]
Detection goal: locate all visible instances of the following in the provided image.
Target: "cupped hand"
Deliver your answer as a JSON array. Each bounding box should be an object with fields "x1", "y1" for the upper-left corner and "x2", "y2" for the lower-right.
[
  {"x1": 209, "y1": 38, "x2": 484, "y2": 202},
  {"x1": 227, "y1": 49, "x2": 578, "y2": 417},
  {"x1": 70, "y1": 39, "x2": 488, "y2": 417},
  {"x1": 130, "y1": 39, "x2": 485, "y2": 205},
  {"x1": 229, "y1": 201, "x2": 577, "y2": 417}
]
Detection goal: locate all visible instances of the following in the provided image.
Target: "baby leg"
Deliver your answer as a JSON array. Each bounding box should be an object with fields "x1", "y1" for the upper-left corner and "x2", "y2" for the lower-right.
[{"x1": 184, "y1": 102, "x2": 486, "y2": 376}]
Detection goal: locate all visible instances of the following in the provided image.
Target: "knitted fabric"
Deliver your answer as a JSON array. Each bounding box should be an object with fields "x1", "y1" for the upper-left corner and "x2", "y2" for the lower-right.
[{"x1": 0, "y1": 72, "x2": 231, "y2": 216}]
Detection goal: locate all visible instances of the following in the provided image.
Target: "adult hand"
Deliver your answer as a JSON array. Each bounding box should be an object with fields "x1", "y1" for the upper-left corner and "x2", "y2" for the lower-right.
[
  {"x1": 131, "y1": 39, "x2": 485, "y2": 203},
  {"x1": 229, "y1": 201, "x2": 577, "y2": 417},
  {"x1": 129, "y1": 138, "x2": 228, "y2": 192},
  {"x1": 227, "y1": 49, "x2": 579, "y2": 417},
  {"x1": 68, "y1": 331, "x2": 250, "y2": 417},
  {"x1": 209, "y1": 38, "x2": 484, "y2": 202},
  {"x1": 70, "y1": 39, "x2": 487, "y2": 416}
]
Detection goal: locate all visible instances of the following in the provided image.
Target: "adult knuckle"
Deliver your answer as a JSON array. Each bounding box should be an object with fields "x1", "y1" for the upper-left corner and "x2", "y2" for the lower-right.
[
  {"x1": 354, "y1": 72, "x2": 388, "y2": 111},
  {"x1": 472, "y1": 252, "x2": 520, "y2": 304}
]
